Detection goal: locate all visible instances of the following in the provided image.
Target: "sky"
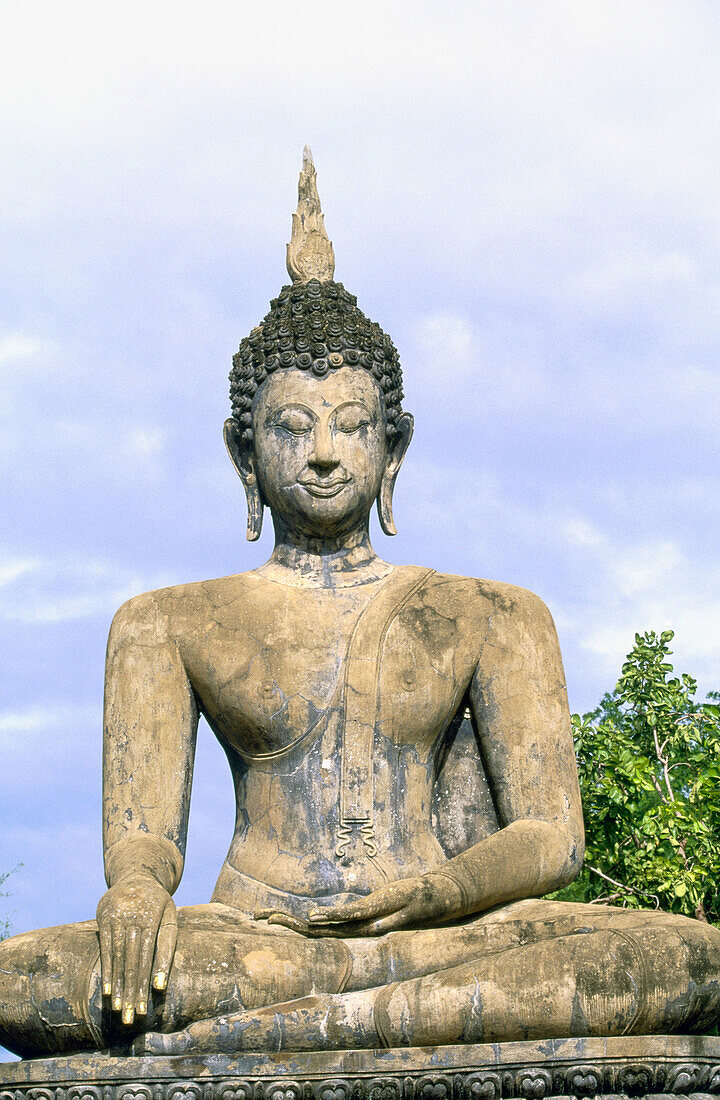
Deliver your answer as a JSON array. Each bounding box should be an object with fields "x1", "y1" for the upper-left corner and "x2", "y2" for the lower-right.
[{"x1": 1, "y1": 0, "x2": 720, "y2": 1058}]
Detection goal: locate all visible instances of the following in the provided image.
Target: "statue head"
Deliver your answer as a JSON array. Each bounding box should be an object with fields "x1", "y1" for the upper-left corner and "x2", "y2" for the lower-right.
[{"x1": 225, "y1": 148, "x2": 413, "y2": 543}]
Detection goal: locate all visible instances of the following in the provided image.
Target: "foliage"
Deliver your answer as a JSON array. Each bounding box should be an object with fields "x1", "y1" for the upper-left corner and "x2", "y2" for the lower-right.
[
  {"x1": 556, "y1": 630, "x2": 720, "y2": 923},
  {"x1": 0, "y1": 866, "x2": 21, "y2": 941}
]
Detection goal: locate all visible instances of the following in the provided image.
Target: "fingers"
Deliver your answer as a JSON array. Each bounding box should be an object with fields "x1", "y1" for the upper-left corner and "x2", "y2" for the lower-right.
[
  {"x1": 362, "y1": 908, "x2": 416, "y2": 936},
  {"x1": 98, "y1": 918, "x2": 113, "y2": 999},
  {"x1": 122, "y1": 927, "x2": 142, "y2": 1025},
  {"x1": 105, "y1": 911, "x2": 176, "y2": 1025},
  {"x1": 98, "y1": 880, "x2": 176, "y2": 1025},
  {"x1": 266, "y1": 912, "x2": 310, "y2": 935},
  {"x1": 305, "y1": 914, "x2": 401, "y2": 938},
  {"x1": 306, "y1": 880, "x2": 427, "y2": 938},
  {"x1": 152, "y1": 901, "x2": 178, "y2": 992},
  {"x1": 307, "y1": 887, "x2": 402, "y2": 926},
  {"x1": 254, "y1": 908, "x2": 312, "y2": 936},
  {"x1": 257, "y1": 883, "x2": 417, "y2": 933},
  {"x1": 253, "y1": 908, "x2": 277, "y2": 921},
  {"x1": 255, "y1": 904, "x2": 372, "y2": 939},
  {"x1": 135, "y1": 927, "x2": 155, "y2": 1015},
  {"x1": 109, "y1": 922, "x2": 152, "y2": 1024},
  {"x1": 307, "y1": 900, "x2": 377, "y2": 924},
  {"x1": 110, "y1": 919, "x2": 125, "y2": 1013},
  {"x1": 304, "y1": 921, "x2": 361, "y2": 938},
  {"x1": 311, "y1": 904, "x2": 420, "y2": 938},
  {"x1": 307, "y1": 901, "x2": 379, "y2": 925}
]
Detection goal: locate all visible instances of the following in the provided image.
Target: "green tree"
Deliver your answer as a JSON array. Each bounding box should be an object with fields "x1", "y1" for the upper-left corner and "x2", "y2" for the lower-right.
[
  {"x1": 557, "y1": 630, "x2": 720, "y2": 923},
  {"x1": 0, "y1": 866, "x2": 20, "y2": 941}
]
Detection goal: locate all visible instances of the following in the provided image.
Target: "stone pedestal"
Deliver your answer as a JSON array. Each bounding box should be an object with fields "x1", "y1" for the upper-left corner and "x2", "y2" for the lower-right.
[{"x1": 2, "y1": 1037, "x2": 720, "y2": 1100}]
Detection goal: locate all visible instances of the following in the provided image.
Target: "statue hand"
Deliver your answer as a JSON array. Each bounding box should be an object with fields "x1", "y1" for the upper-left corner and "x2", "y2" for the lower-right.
[
  {"x1": 302, "y1": 873, "x2": 463, "y2": 936},
  {"x1": 96, "y1": 872, "x2": 177, "y2": 1026}
]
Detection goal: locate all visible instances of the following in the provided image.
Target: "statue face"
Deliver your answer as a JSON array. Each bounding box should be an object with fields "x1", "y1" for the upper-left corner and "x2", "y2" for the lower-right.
[{"x1": 251, "y1": 366, "x2": 389, "y2": 538}]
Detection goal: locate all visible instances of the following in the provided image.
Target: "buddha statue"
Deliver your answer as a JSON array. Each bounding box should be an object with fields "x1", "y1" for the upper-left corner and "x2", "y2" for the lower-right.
[{"x1": 1, "y1": 148, "x2": 719, "y2": 1062}]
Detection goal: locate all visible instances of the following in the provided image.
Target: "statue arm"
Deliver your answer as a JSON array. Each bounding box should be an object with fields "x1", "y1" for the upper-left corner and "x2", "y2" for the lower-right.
[
  {"x1": 429, "y1": 585, "x2": 585, "y2": 916},
  {"x1": 99, "y1": 590, "x2": 198, "y2": 1023},
  {"x1": 103, "y1": 590, "x2": 198, "y2": 881}
]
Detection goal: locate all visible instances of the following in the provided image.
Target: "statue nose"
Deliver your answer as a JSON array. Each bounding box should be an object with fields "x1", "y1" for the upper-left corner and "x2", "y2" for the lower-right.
[{"x1": 308, "y1": 423, "x2": 339, "y2": 470}]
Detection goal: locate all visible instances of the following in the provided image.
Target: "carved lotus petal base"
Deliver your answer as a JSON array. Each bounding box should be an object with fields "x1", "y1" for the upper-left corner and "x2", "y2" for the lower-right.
[{"x1": 2, "y1": 1037, "x2": 720, "y2": 1100}]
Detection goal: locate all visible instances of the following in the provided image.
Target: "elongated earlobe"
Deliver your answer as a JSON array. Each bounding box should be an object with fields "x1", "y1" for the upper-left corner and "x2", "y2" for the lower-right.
[
  {"x1": 244, "y1": 481, "x2": 264, "y2": 542},
  {"x1": 377, "y1": 413, "x2": 414, "y2": 536},
  {"x1": 223, "y1": 418, "x2": 264, "y2": 541},
  {"x1": 377, "y1": 480, "x2": 397, "y2": 536}
]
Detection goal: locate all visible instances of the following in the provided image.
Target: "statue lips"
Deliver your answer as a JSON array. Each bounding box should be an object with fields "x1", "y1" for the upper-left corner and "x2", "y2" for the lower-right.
[{"x1": 298, "y1": 478, "x2": 350, "y2": 498}]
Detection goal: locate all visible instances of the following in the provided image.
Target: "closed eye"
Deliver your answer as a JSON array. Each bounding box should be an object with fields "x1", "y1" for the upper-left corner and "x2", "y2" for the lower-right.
[
  {"x1": 276, "y1": 421, "x2": 312, "y2": 436},
  {"x1": 334, "y1": 409, "x2": 374, "y2": 433},
  {"x1": 269, "y1": 411, "x2": 315, "y2": 435},
  {"x1": 333, "y1": 399, "x2": 377, "y2": 434},
  {"x1": 335, "y1": 418, "x2": 371, "y2": 434}
]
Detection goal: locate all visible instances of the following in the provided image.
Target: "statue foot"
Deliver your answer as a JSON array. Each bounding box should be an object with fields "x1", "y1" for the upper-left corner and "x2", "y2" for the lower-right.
[
  {"x1": 133, "y1": 1029, "x2": 194, "y2": 1056},
  {"x1": 132, "y1": 992, "x2": 379, "y2": 1055},
  {"x1": 132, "y1": 1008, "x2": 307, "y2": 1056}
]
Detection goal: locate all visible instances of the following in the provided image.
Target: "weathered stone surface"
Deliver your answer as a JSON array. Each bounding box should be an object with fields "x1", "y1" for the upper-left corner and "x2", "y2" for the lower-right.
[
  {"x1": 3, "y1": 1038, "x2": 720, "y2": 1099},
  {"x1": 1, "y1": 149, "x2": 720, "y2": 1059},
  {"x1": 286, "y1": 145, "x2": 335, "y2": 285}
]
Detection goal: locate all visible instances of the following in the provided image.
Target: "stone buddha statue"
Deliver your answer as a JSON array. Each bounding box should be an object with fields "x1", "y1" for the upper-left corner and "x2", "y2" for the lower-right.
[{"x1": 1, "y1": 149, "x2": 719, "y2": 1062}]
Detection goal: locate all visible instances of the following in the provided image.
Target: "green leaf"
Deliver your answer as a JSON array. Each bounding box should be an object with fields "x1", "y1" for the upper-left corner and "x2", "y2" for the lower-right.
[{"x1": 571, "y1": 628, "x2": 720, "y2": 923}]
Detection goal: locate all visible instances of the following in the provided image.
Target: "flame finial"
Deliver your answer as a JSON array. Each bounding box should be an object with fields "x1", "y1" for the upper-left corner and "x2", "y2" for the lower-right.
[{"x1": 286, "y1": 146, "x2": 335, "y2": 284}]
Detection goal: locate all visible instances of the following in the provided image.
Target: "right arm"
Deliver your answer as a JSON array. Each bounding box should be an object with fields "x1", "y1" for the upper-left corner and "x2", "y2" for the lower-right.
[{"x1": 99, "y1": 590, "x2": 198, "y2": 1025}]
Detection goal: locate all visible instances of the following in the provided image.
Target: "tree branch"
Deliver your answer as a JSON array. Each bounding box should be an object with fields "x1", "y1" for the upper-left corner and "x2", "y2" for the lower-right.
[
  {"x1": 586, "y1": 864, "x2": 660, "y2": 908},
  {"x1": 652, "y1": 727, "x2": 675, "y2": 801}
]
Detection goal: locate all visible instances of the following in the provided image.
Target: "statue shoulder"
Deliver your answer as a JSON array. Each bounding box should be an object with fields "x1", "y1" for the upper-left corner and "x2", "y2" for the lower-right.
[
  {"x1": 107, "y1": 572, "x2": 258, "y2": 646},
  {"x1": 423, "y1": 569, "x2": 556, "y2": 629}
]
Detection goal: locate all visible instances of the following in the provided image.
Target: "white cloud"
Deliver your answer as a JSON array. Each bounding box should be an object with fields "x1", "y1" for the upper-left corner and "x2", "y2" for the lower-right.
[
  {"x1": 0, "y1": 334, "x2": 44, "y2": 366},
  {"x1": 0, "y1": 408, "x2": 170, "y2": 484},
  {"x1": 0, "y1": 703, "x2": 96, "y2": 736},
  {"x1": 1, "y1": 819, "x2": 105, "y2": 932},
  {"x1": 0, "y1": 553, "x2": 178, "y2": 623},
  {"x1": 611, "y1": 541, "x2": 683, "y2": 598},
  {"x1": 575, "y1": 251, "x2": 697, "y2": 298},
  {"x1": 397, "y1": 455, "x2": 720, "y2": 707},
  {"x1": 405, "y1": 304, "x2": 720, "y2": 442},
  {"x1": 0, "y1": 704, "x2": 101, "y2": 813},
  {"x1": 414, "y1": 313, "x2": 475, "y2": 373},
  {"x1": 127, "y1": 427, "x2": 165, "y2": 460},
  {"x1": 49, "y1": 421, "x2": 169, "y2": 475},
  {"x1": 406, "y1": 312, "x2": 546, "y2": 414},
  {"x1": 0, "y1": 557, "x2": 40, "y2": 587},
  {"x1": 563, "y1": 532, "x2": 720, "y2": 702},
  {"x1": 562, "y1": 519, "x2": 605, "y2": 550}
]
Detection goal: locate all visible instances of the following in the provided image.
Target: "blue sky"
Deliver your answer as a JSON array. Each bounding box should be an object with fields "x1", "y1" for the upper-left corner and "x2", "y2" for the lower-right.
[{"x1": 2, "y1": 0, "x2": 720, "y2": 1057}]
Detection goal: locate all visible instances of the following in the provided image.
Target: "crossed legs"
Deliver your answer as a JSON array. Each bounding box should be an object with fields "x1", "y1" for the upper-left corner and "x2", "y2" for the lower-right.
[{"x1": 1, "y1": 899, "x2": 719, "y2": 1058}]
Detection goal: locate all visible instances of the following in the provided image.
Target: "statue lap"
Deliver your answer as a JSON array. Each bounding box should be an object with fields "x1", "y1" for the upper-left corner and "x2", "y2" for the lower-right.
[{"x1": 2, "y1": 897, "x2": 720, "y2": 1057}]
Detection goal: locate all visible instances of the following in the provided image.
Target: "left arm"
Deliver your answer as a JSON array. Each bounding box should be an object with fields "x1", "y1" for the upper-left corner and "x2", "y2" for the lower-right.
[{"x1": 434, "y1": 585, "x2": 584, "y2": 913}]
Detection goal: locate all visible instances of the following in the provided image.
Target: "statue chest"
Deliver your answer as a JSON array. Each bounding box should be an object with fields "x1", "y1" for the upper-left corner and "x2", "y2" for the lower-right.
[
  {"x1": 187, "y1": 572, "x2": 475, "y2": 760},
  {"x1": 185, "y1": 570, "x2": 486, "y2": 889}
]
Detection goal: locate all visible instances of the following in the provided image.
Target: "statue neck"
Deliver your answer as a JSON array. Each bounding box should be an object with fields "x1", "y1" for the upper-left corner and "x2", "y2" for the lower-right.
[{"x1": 257, "y1": 520, "x2": 393, "y2": 589}]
